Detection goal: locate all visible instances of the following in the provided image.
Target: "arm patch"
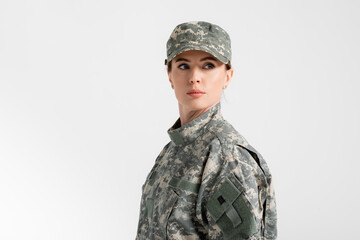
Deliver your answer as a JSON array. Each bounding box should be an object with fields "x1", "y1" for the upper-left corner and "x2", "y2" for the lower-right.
[{"x1": 206, "y1": 175, "x2": 258, "y2": 239}]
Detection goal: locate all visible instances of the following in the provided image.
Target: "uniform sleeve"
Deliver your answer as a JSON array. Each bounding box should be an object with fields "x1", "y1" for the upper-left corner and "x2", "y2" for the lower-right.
[{"x1": 197, "y1": 142, "x2": 277, "y2": 240}]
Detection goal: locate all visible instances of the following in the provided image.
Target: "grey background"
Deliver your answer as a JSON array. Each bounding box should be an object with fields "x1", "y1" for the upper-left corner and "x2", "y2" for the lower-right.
[{"x1": 1, "y1": 0, "x2": 359, "y2": 239}]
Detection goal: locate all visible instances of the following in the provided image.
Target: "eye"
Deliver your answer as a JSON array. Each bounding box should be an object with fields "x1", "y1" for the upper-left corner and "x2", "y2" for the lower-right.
[
  {"x1": 204, "y1": 63, "x2": 215, "y2": 69},
  {"x1": 178, "y1": 64, "x2": 189, "y2": 70}
]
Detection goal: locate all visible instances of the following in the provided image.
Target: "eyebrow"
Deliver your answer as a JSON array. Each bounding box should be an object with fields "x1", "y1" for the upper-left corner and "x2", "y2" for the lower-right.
[{"x1": 175, "y1": 56, "x2": 219, "y2": 63}]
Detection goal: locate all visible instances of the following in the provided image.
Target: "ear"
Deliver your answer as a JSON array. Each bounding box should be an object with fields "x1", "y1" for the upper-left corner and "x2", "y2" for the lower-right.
[
  {"x1": 224, "y1": 68, "x2": 234, "y2": 86},
  {"x1": 168, "y1": 71, "x2": 173, "y2": 85}
]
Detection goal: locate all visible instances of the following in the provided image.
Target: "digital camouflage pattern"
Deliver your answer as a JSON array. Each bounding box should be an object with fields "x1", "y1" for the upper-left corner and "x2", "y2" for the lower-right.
[
  {"x1": 165, "y1": 21, "x2": 232, "y2": 65},
  {"x1": 136, "y1": 102, "x2": 277, "y2": 240}
]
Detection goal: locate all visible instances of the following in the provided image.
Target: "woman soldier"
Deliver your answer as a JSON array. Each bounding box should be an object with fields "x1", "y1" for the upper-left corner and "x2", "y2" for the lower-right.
[{"x1": 136, "y1": 21, "x2": 277, "y2": 240}]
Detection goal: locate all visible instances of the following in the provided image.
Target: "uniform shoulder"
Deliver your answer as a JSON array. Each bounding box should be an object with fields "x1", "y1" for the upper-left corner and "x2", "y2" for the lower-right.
[
  {"x1": 209, "y1": 119, "x2": 250, "y2": 149},
  {"x1": 209, "y1": 120, "x2": 272, "y2": 178}
]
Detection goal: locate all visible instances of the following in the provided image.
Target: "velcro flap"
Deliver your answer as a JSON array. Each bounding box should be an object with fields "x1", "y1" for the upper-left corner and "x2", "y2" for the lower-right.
[
  {"x1": 226, "y1": 205, "x2": 242, "y2": 227},
  {"x1": 145, "y1": 197, "x2": 154, "y2": 218},
  {"x1": 168, "y1": 177, "x2": 200, "y2": 194},
  {"x1": 206, "y1": 177, "x2": 243, "y2": 221}
]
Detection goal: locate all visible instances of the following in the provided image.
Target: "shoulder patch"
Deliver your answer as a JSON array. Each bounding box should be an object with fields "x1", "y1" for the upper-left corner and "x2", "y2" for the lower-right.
[{"x1": 206, "y1": 174, "x2": 258, "y2": 239}]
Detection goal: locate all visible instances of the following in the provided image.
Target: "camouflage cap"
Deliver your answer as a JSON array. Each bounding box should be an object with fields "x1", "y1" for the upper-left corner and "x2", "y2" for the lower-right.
[{"x1": 165, "y1": 21, "x2": 231, "y2": 65}]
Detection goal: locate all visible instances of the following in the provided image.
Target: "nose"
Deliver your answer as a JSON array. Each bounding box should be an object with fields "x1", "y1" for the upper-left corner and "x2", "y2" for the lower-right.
[{"x1": 189, "y1": 67, "x2": 202, "y2": 84}]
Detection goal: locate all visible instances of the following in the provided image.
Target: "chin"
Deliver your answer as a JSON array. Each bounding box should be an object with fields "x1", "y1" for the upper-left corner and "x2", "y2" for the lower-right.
[{"x1": 180, "y1": 100, "x2": 215, "y2": 111}]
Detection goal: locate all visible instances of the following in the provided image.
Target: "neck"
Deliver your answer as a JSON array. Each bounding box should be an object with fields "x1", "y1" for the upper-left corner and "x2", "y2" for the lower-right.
[{"x1": 178, "y1": 102, "x2": 218, "y2": 127}]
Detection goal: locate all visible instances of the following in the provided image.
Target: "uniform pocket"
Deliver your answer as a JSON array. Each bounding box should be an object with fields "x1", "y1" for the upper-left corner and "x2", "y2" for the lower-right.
[
  {"x1": 157, "y1": 187, "x2": 178, "y2": 239},
  {"x1": 206, "y1": 175, "x2": 258, "y2": 239},
  {"x1": 137, "y1": 195, "x2": 153, "y2": 238},
  {"x1": 166, "y1": 177, "x2": 202, "y2": 239}
]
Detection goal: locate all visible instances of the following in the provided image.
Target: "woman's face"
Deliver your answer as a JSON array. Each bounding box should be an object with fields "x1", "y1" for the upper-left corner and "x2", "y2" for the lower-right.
[{"x1": 168, "y1": 50, "x2": 233, "y2": 111}]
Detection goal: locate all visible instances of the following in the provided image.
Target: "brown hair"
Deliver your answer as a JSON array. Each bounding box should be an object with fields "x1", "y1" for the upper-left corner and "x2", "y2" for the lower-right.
[{"x1": 166, "y1": 60, "x2": 232, "y2": 73}]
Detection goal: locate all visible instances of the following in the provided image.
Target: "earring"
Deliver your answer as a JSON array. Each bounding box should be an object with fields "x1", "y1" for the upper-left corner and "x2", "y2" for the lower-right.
[{"x1": 171, "y1": 85, "x2": 174, "y2": 89}]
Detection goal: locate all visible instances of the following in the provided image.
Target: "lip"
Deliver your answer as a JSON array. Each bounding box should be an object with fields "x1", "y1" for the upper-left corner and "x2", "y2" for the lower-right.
[
  {"x1": 187, "y1": 89, "x2": 206, "y2": 94},
  {"x1": 187, "y1": 89, "x2": 205, "y2": 98}
]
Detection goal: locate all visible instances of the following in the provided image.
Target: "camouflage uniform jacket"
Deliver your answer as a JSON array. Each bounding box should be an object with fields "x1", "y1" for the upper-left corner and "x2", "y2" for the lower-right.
[{"x1": 136, "y1": 102, "x2": 277, "y2": 240}]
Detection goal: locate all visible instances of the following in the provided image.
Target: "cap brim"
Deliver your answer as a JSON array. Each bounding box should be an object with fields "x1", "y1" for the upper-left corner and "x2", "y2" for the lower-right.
[{"x1": 167, "y1": 45, "x2": 229, "y2": 65}]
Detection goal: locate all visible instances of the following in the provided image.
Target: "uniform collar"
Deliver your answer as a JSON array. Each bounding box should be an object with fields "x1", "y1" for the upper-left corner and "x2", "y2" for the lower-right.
[{"x1": 167, "y1": 102, "x2": 224, "y2": 146}]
